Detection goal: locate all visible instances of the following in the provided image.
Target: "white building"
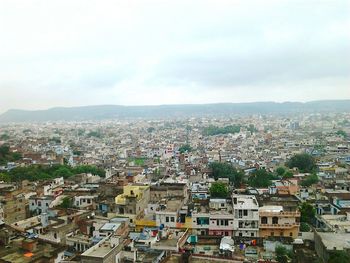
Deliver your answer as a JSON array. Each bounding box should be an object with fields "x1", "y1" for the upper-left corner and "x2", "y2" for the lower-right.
[{"x1": 232, "y1": 194, "x2": 259, "y2": 237}]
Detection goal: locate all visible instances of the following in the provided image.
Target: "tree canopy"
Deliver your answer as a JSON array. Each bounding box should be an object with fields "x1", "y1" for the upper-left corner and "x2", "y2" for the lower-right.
[
  {"x1": 300, "y1": 173, "x2": 319, "y2": 187},
  {"x1": 203, "y1": 125, "x2": 241, "y2": 136},
  {"x1": 328, "y1": 251, "x2": 350, "y2": 263},
  {"x1": 179, "y1": 144, "x2": 192, "y2": 153},
  {"x1": 275, "y1": 246, "x2": 294, "y2": 263},
  {"x1": 299, "y1": 202, "x2": 316, "y2": 225},
  {"x1": 209, "y1": 162, "x2": 243, "y2": 188},
  {"x1": 286, "y1": 153, "x2": 316, "y2": 173},
  {"x1": 0, "y1": 145, "x2": 22, "y2": 165},
  {"x1": 248, "y1": 169, "x2": 276, "y2": 188},
  {"x1": 209, "y1": 182, "x2": 228, "y2": 198},
  {"x1": 3, "y1": 164, "x2": 105, "y2": 182}
]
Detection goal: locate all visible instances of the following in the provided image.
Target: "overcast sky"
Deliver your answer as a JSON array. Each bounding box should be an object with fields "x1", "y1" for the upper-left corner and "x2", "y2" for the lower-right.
[{"x1": 0, "y1": 0, "x2": 349, "y2": 113}]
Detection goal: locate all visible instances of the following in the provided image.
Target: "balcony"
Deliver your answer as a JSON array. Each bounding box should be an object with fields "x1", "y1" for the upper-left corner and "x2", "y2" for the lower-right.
[
  {"x1": 259, "y1": 211, "x2": 300, "y2": 217},
  {"x1": 259, "y1": 223, "x2": 300, "y2": 229}
]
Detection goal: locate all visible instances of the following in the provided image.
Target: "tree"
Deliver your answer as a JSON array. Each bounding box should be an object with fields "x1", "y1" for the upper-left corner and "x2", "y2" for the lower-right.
[
  {"x1": 283, "y1": 170, "x2": 294, "y2": 179},
  {"x1": 300, "y1": 173, "x2": 318, "y2": 187},
  {"x1": 209, "y1": 162, "x2": 243, "y2": 187},
  {"x1": 147, "y1": 127, "x2": 155, "y2": 133},
  {"x1": 60, "y1": 196, "x2": 72, "y2": 209},
  {"x1": 286, "y1": 153, "x2": 316, "y2": 173},
  {"x1": 203, "y1": 125, "x2": 241, "y2": 136},
  {"x1": 336, "y1": 130, "x2": 347, "y2": 138},
  {"x1": 0, "y1": 173, "x2": 10, "y2": 182},
  {"x1": 179, "y1": 144, "x2": 192, "y2": 153},
  {"x1": 276, "y1": 167, "x2": 286, "y2": 177},
  {"x1": 300, "y1": 222, "x2": 311, "y2": 232},
  {"x1": 53, "y1": 167, "x2": 73, "y2": 179},
  {"x1": 209, "y1": 182, "x2": 228, "y2": 198},
  {"x1": 329, "y1": 251, "x2": 350, "y2": 263},
  {"x1": 248, "y1": 169, "x2": 275, "y2": 188},
  {"x1": 299, "y1": 202, "x2": 315, "y2": 225},
  {"x1": 275, "y1": 246, "x2": 294, "y2": 263}
]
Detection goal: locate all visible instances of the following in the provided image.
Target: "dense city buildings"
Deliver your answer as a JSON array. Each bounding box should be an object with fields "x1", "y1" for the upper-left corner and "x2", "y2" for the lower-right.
[{"x1": 0, "y1": 112, "x2": 350, "y2": 262}]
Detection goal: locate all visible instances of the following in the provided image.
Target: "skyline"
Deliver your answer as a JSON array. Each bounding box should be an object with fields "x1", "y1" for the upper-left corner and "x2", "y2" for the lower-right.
[{"x1": 0, "y1": 0, "x2": 349, "y2": 113}]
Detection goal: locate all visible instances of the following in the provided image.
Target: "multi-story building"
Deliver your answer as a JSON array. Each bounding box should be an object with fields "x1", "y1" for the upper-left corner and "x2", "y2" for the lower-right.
[
  {"x1": 115, "y1": 185, "x2": 150, "y2": 223},
  {"x1": 259, "y1": 205, "x2": 300, "y2": 238},
  {"x1": 232, "y1": 194, "x2": 259, "y2": 237}
]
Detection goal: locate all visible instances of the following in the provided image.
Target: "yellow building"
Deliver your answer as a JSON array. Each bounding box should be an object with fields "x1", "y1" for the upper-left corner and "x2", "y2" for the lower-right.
[
  {"x1": 115, "y1": 185, "x2": 150, "y2": 223},
  {"x1": 259, "y1": 206, "x2": 300, "y2": 238}
]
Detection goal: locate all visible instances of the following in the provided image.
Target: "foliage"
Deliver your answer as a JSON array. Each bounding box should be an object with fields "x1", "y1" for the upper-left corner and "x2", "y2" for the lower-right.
[
  {"x1": 286, "y1": 153, "x2": 316, "y2": 173},
  {"x1": 60, "y1": 196, "x2": 72, "y2": 209},
  {"x1": 276, "y1": 167, "x2": 286, "y2": 177},
  {"x1": 49, "y1": 137, "x2": 61, "y2": 144},
  {"x1": 328, "y1": 250, "x2": 350, "y2": 263},
  {"x1": 4, "y1": 164, "x2": 105, "y2": 182},
  {"x1": 336, "y1": 130, "x2": 347, "y2": 138},
  {"x1": 0, "y1": 134, "x2": 10, "y2": 140},
  {"x1": 299, "y1": 202, "x2": 315, "y2": 225},
  {"x1": 300, "y1": 173, "x2": 318, "y2": 187},
  {"x1": 72, "y1": 165, "x2": 105, "y2": 177},
  {"x1": 248, "y1": 169, "x2": 276, "y2": 188},
  {"x1": 275, "y1": 245, "x2": 294, "y2": 263},
  {"x1": 87, "y1": 131, "x2": 102, "y2": 138},
  {"x1": 0, "y1": 173, "x2": 10, "y2": 182},
  {"x1": 179, "y1": 144, "x2": 192, "y2": 153},
  {"x1": 300, "y1": 222, "x2": 311, "y2": 232},
  {"x1": 209, "y1": 182, "x2": 228, "y2": 198},
  {"x1": 209, "y1": 162, "x2": 243, "y2": 187},
  {"x1": 283, "y1": 170, "x2": 294, "y2": 179},
  {"x1": 203, "y1": 125, "x2": 241, "y2": 136},
  {"x1": 246, "y1": 124, "x2": 258, "y2": 133},
  {"x1": 147, "y1": 127, "x2": 155, "y2": 133},
  {"x1": 0, "y1": 145, "x2": 22, "y2": 165}
]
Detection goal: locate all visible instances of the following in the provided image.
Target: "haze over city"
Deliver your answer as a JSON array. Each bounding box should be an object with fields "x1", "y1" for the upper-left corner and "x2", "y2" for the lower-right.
[{"x1": 0, "y1": 0, "x2": 349, "y2": 114}]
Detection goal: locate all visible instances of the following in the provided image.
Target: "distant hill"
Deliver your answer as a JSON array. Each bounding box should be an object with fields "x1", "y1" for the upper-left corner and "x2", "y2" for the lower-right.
[{"x1": 0, "y1": 100, "x2": 349, "y2": 123}]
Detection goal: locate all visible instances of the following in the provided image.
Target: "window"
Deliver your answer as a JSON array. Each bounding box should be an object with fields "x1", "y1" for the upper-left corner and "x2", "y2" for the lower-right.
[
  {"x1": 87, "y1": 199, "x2": 91, "y2": 204},
  {"x1": 261, "y1": 217, "x2": 267, "y2": 224},
  {"x1": 272, "y1": 217, "x2": 278, "y2": 224},
  {"x1": 271, "y1": 232, "x2": 274, "y2": 236},
  {"x1": 46, "y1": 203, "x2": 49, "y2": 207},
  {"x1": 238, "y1": 210, "x2": 243, "y2": 218},
  {"x1": 221, "y1": 203, "x2": 225, "y2": 207},
  {"x1": 239, "y1": 222, "x2": 243, "y2": 228},
  {"x1": 166, "y1": 216, "x2": 169, "y2": 222},
  {"x1": 290, "y1": 232, "x2": 293, "y2": 237},
  {"x1": 243, "y1": 210, "x2": 248, "y2": 216},
  {"x1": 170, "y1": 217, "x2": 175, "y2": 222},
  {"x1": 251, "y1": 233, "x2": 254, "y2": 237},
  {"x1": 225, "y1": 220, "x2": 228, "y2": 226},
  {"x1": 225, "y1": 232, "x2": 229, "y2": 236},
  {"x1": 38, "y1": 201, "x2": 41, "y2": 207},
  {"x1": 239, "y1": 232, "x2": 242, "y2": 237},
  {"x1": 217, "y1": 220, "x2": 219, "y2": 226}
]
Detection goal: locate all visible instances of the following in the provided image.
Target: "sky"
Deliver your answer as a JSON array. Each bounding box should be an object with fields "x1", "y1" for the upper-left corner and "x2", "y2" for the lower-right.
[{"x1": 0, "y1": 0, "x2": 349, "y2": 113}]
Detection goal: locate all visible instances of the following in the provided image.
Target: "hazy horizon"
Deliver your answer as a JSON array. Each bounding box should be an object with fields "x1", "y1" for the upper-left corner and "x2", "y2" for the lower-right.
[{"x1": 0, "y1": 0, "x2": 349, "y2": 113}]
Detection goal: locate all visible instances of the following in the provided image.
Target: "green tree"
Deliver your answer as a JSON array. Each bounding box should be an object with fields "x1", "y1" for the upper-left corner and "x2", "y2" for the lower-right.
[
  {"x1": 147, "y1": 127, "x2": 155, "y2": 133},
  {"x1": 203, "y1": 125, "x2": 241, "y2": 136},
  {"x1": 209, "y1": 162, "x2": 243, "y2": 187},
  {"x1": 248, "y1": 169, "x2": 275, "y2": 188},
  {"x1": 276, "y1": 167, "x2": 286, "y2": 177},
  {"x1": 275, "y1": 245, "x2": 294, "y2": 263},
  {"x1": 0, "y1": 134, "x2": 10, "y2": 140},
  {"x1": 209, "y1": 182, "x2": 228, "y2": 198},
  {"x1": 300, "y1": 222, "x2": 311, "y2": 232},
  {"x1": 179, "y1": 144, "x2": 192, "y2": 153},
  {"x1": 283, "y1": 170, "x2": 294, "y2": 179},
  {"x1": 336, "y1": 130, "x2": 347, "y2": 138},
  {"x1": 286, "y1": 153, "x2": 316, "y2": 173},
  {"x1": 53, "y1": 167, "x2": 73, "y2": 179},
  {"x1": 329, "y1": 250, "x2": 350, "y2": 263},
  {"x1": 300, "y1": 173, "x2": 318, "y2": 187},
  {"x1": 0, "y1": 173, "x2": 10, "y2": 182},
  {"x1": 60, "y1": 196, "x2": 72, "y2": 209},
  {"x1": 299, "y1": 202, "x2": 315, "y2": 224}
]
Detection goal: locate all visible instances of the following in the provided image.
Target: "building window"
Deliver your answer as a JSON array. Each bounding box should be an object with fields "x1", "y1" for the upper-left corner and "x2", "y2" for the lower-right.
[
  {"x1": 243, "y1": 210, "x2": 248, "y2": 216},
  {"x1": 239, "y1": 232, "x2": 242, "y2": 237},
  {"x1": 251, "y1": 233, "x2": 254, "y2": 237},
  {"x1": 272, "y1": 217, "x2": 278, "y2": 224},
  {"x1": 239, "y1": 222, "x2": 243, "y2": 228},
  {"x1": 271, "y1": 232, "x2": 274, "y2": 236},
  {"x1": 170, "y1": 217, "x2": 175, "y2": 222},
  {"x1": 290, "y1": 232, "x2": 293, "y2": 237},
  {"x1": 225, "y1": 232, "x2": 229, "y2": 236},
  {"x1": 238, "y1": 210, "x2": 243, "y2": 218},
  {"x1": 217, "y1": 220, "x2": 219, "y2": 226},
  {"x1": 261, "y1": 217, "x2": 267, "y2": 224},
  {"x1": 166, "y1": 216, "x2": 169, "y2": 222}
]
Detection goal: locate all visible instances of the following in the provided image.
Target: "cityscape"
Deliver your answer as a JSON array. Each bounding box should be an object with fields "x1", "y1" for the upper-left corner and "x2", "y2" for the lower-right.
[{"x1": 0, "y1": 1, "x2": 349, "y2": 263}]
